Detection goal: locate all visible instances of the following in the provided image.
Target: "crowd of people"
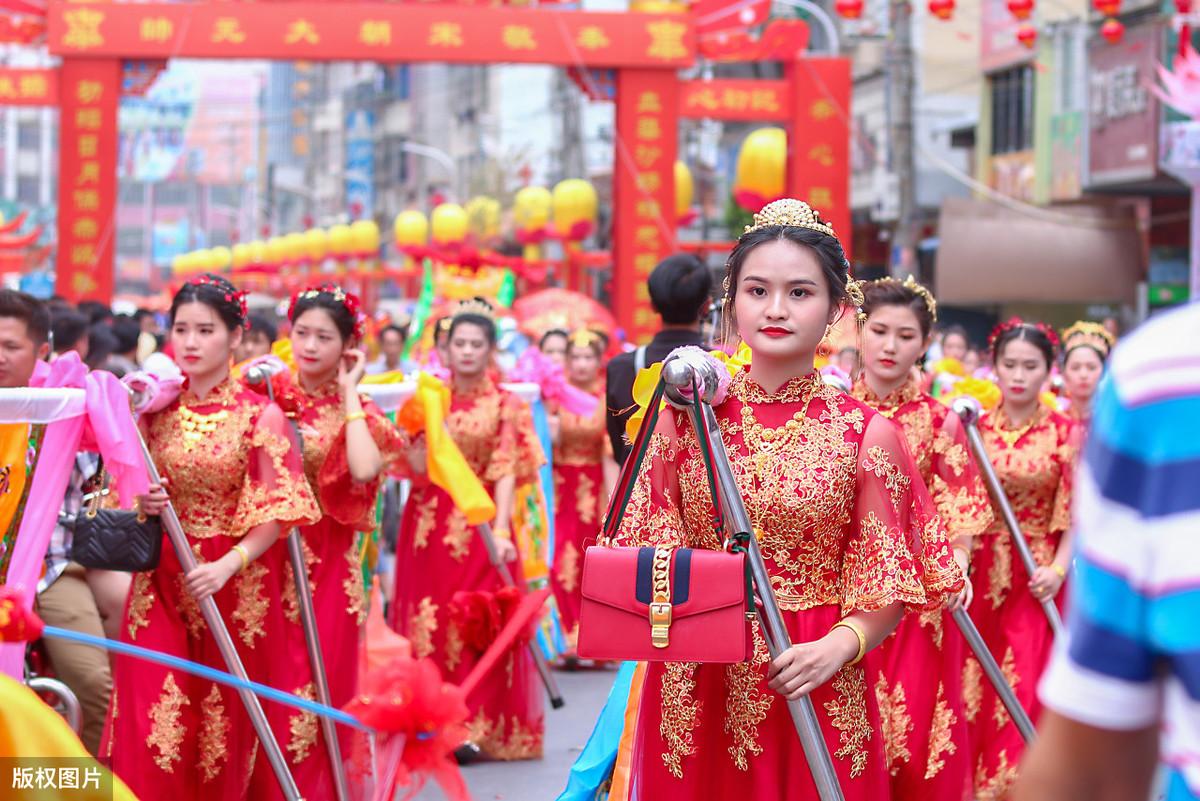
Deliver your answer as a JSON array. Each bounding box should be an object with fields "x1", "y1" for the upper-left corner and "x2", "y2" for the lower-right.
[{"x1": 0, "y1": 194, "x2": 1194, "y2": 801}]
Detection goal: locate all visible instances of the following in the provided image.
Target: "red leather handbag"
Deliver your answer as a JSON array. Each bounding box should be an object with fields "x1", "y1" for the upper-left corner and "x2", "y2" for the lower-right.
[{"x1": 576, "y1": 375, "x2": 753, "y2": 663}]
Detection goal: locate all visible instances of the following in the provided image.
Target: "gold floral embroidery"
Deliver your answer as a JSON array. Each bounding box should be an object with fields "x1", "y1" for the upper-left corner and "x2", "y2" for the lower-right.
[
  {"x1": 962, "y1": 657, "x2": 982, "y2": 723},
  {"x1": 924, "y1": 682, "x2": 957, "y2": 780},
  {"x1": 282, "y1": 536, "x2": 318, "y2": 625},
  {"x1": 175, "y1": 572, "x2": 204, "y2": 639},
  {"x1": 824, "y1": 666, "x2": 870, "y2": 778},
  {"x1": 344, "y1": 539, "x2": 366, "y2": 624},
  {"x1": 987, "y1": 533, "x2": 1012, "y2": 610},
  {"x1": 443, "y1": 509, "x2": 472, "y2": 562},
  {"x1": 994, "y1": 646, "x2": 1020, "y2": 729},
  {"x1": 842, "y1": 511, "x2": 925, "y2": 612},
  {"x1": 918, "y1": 607, "x2": 945, "y2": 648},
  {"x1": 556, "y1": 541, "x2": 581, "y2": 594},
  {"x1": 127, "y1": 571, "x2": 153, "y2": 640},
  {"x1": 576, "y1": 472, "x2": 598, "y2": 525},
  {"x1": 933, "y1": 480, "x2": 993, "y2": 542},
  {"x1": 232, "y1": 560, "x2": 269, "y2": 648},
  {"x1": 146, "y1": 673, "x2": 189, "y2": 773},
  {"x1": 446, "y1": 379, "x2": 543, "y2": 486},
  {"x1": 445, "y1": 618, "x2": 464, "y2": 672},
  {"x1": 197, "y1": 684, "x2": 230, "y2": 782},
  {"x1": 873, "y1": 673, "x2": 912, "y2": 774},
  {"x1": 408, "y1": 596, "x2": 438, "y2": 659},
  {"x1": 723, "y1": 624, "x2": 773, "y2": 770},
  {"x1": 554, "y1": 401, "x2": 607, "y2": 466},
  {"x1": 861, "y1": 445, "x2": 911, "y2": 505},
  {"x1": 413, "y1": 501, "x2": 436, "y2": 550},
  {"x1": 942, "y1": 442, "x2": 970, "y2": 477},
  {"x1": 659, "y1": 662, "x2": 702, "y2": 778},
  {"x1": 287, "y1": 683, "x2": 319, "y2": 764},
  {"x1": 464, "y1": 710, "x2": 544, "y2": 760},
  {"x1": 975, "y1": 748, "x2": 1020, "y2": 801},
  {"x1": 980, "y1": 409, "x2": 1073, "y2": 543}
]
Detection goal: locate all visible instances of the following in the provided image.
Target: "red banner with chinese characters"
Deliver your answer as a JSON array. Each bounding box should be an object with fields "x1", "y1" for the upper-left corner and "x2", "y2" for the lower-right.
[
  {"x1": 0, "y1": 68, "x2": 58, "y2": 106},
  {"x1": 47, "y1": 2, "x2": 695, "y2": 68},
  {"x1": 56, "y1": 59, "x2": 118, "y2": 303},
  {"x1": 612, "y1": 69, "x2": 679, "y2": 344},
  {"x1": 679, "y1": 79, "x2": 789, "y2": 121},
  {"x1": 786, "y1": 58, "x2": 852, "y2": 262}
]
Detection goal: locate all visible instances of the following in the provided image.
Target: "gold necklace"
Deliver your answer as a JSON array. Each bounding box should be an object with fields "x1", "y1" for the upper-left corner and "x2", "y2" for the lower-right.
[
  {"x1": 738, "y1": 379, "x2": 820, "y2": 528},
  {"x1": 994, "y1": 407, "x2": 1039, "y2": 449},
  {"x1": 178, "y1": 406, "x2": 230, "y2": 451}
]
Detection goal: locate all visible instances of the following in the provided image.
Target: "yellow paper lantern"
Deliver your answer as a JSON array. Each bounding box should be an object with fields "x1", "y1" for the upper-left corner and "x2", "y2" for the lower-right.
[
  {"x1": 552, "y1": 179, "x2": 598, "y2": 241},
  {"x1": 733, "y1": 127, "x2": 787, "y2": 213},
  {"x1": 629, "y1": 0, "x2": 688, "y2": 10},
  {"x1": 513, "y1": 186, "x2": 552, "y2": 242},
  {"x1": 350, "y1": 220, "x2": 381, "y2": 257},
  {"x1": 283, "y1": 232, "x2": 307, "y2": 264},
  {"x1": 393, "y1": 210, "x2": 428, "y2": 248},
  {"x1": 248, "y1": 240, "x2": 268, "y2": 267},
  {"x1": 188, "y1": 249, "x2": 211, "y2": 273},
  {"x1": 675, "y1": 160, "x2": 694, "y2": 222},
  {"x1": 264, "y1": 237, "x2": 287, "y2": 267},
  {"x1": 430, "y1": 203, "x2": 468, "y2": 247},
  {"x1": 209, "y1": 246, "x2": 232, "y2": 271},
  {"x1": 465, "y1": 196, "x2": 501, "y2": 241},
  {"x1": 328, "y1": 224, "x2": 353, "y2": 259},
  {"x1": 231, "y1": 243, "x2": 251, "y2": 270},
  {"x1": 303, "y1": 228, "x2": 329, "y2": 263},
  {"x1": 171, "y1": 254, "x2": 188, "y2": 276}
]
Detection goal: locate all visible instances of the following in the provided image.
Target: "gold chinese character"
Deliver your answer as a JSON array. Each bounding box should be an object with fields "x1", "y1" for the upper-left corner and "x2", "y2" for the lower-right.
[
  {"x1": 636, "y1": 199, "x2": 662, "y2": 219},
  {"x1": 646, "y1": 19, "x2": 687, "y2": 61},
  {"x1": 634, "y1": 144, "x2": 661, "y2": 169},
  {"x1": 686, "y1": 88, "x2": 719, "y2": 111},
  {"x1": 77, "y1": 162, "x2": 100, "y2": 185},
  {"x1": 139, "y1": 16, "x2": 173, "y2": 43},
  {"x1": 0, "y1": 78, "x2": 15, "y2": 98},
  {"x1": 721, "y1": 88, "x2": 750, "y2": 111},
  {"x1": 636, "y1": 92, "x2": 662, "y2": 114},
  {"x1": 810, "y1": 99, "x2": 835, "y2": 121},
  {"x1": 636, "y1": 117, "x2": 661, "y2": 141},
  {"x1": 212, "y1": 17, "x2": 247, "y2": 44},
  {"x1": 637, "y1": 172, "x2": 661, "y2": 192},
  {"x1": 18, "y1": 74, "x2": 46, "y2": 98},
  {"x1": 72, "y1": 272, "x2": 98, "y2": 294},
  {"x1": 63, "y1": 8, "x2": 105, "y2": 50},
  {"x1": 634, "y1": 308, "x2": 656, "y2": 328},
  {"x1": 73, "y1": 190, "x2": 99, "y2": 211},
  {"x1": 429, "y1": 22, "x2": 463, "y2": 48},
  {"x1": 359, "y1": 20, "x2": 391, "y2": 46},
  {"x1": 70, "y1": 244, "x2": 96, "y2": 266},
  {"x1": 75, "y1": 109, "x2": 101, "y2": 130},
  {"x1": 577, "y1": 25, "x2": 610, "y2": 50},
  {"x1": 808, "y1": 187, "x2": 833, "y2": 209},
  {"x1": 72, "y1": 218, "x2": 99, "y2": 239},
  {"x1": 76, "y1": 80, "x2": 103, "y2": 104},
  {"x1": 78, "y1": 134, "x2": 98, "y2": 159},
  {"x1": 285, "y1": 19, "x2": 320, "y2": 45},
  {"x1": 634, "y1": 253, "x2": 658, "y2": 273},
  {"x1": 635, "y1": 283, "x2": 651, "y2": 301},
  {"x1": 634, "y1": 225, "x2": 661, "y2": 249},
  {"x1": 502, "y1": 25, "x2": 537, "y2": 50},
  {"x1": 808, "y1": 144, "x2": 834, "y2": 167},
  {"x1": 750, "y1": 90, "x2": 781, "y2": 112}
]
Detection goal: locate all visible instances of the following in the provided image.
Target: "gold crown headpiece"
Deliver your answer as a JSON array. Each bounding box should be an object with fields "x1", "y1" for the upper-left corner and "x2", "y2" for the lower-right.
[
  {"x1": 744, "y1": 198, "x2": 837, "y2": 238},
  {"x1": 569, "y1": 329, "x2": 602, "y2": 351},
  {"x1": 453, "y1": 297, "x2": 496, "y2": 323},
  {"x1": 1061, "y1": 321, "x2": 1115, "y2": 359},
  {"x1": 867, "y1": 274, "x2": 938, "y2": 322}
]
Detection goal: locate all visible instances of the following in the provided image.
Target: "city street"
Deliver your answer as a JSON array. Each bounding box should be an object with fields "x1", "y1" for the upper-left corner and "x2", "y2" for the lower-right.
[{"x1": 415, "y1": 668, "x2": 617, "y2": 801}]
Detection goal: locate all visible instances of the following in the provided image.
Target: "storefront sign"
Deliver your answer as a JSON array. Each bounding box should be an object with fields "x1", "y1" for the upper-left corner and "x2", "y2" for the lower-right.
[{"x1": 1087, "y1": 23, "x2": 1161, "y2": 186}]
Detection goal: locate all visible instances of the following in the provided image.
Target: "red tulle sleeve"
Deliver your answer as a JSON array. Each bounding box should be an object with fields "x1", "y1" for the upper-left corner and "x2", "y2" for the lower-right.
[
  {"x1": 930, "y1": 405, "x2": 994, "y2": 546},
  {"x1": 317, "y1": 400, "x2": 409, "y2": 531},
  {"x1": 481, "y1": 391, "x2": 545, "y2": 485},
  {"x1": 233, "y1": 401, "x2": 322, "y2": 535}
]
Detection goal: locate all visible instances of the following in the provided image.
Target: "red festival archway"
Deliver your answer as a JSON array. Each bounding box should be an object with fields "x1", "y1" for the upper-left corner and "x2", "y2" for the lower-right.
[{"x1": 45, "y1": 0, "x2": 849, "y2": 343}]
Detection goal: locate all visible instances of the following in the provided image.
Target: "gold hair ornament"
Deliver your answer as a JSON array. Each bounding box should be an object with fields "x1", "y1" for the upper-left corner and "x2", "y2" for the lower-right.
[
  {"x1": 867, "y1": 274, "x2": 938, "y2": 322},
  {"x1": 452, "y1": 297, "x2": 496, "y2": 323},
  {"x1": 744, "y1": 198, "x2": 837, "y2": 238},
  {"x1": 569, "y1": 329, "x2": 601, "y2": 351},
  {"x1": 1061, "y1": 321, "x2": 1115, "y2": 358}
]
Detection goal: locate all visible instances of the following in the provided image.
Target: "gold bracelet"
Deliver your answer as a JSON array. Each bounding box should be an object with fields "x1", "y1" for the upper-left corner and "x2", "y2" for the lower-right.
[
  {"x1": 345, "y1": 410, "x2": 367, "y2": 424},
  {"x1": 231, "y1": 544, "x2": 250, "y2": 573},
  {"x1": 1050, "y1": 562, "x2": 1066, "y2": 579},
  {"x1": 493, "y1": 527, "x2": 512, "y2": 541},
  {"x1": 831, "y1": 619, "x2": 867, "y2": 667}
]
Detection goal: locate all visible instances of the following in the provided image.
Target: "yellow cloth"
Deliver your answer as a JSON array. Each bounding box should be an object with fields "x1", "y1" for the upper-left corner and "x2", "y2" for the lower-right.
[
  {"x1": 359, "y1": 370, "x2": 408, "y2": 386},
  {"x1": 0, "y1": 423, "x2": 29, "y2": 542},
  {"x1": 271, "y1": 337, "x2": 294, "y2": 371},
  {"x1": 0, "y1": 673, "x2": 137, "y2": 799}
]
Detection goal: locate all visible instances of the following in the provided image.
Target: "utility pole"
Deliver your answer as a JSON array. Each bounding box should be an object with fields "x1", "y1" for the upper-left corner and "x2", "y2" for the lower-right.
[{"x1": 887, "y1": 0, "x2": 918, "y2": 276}]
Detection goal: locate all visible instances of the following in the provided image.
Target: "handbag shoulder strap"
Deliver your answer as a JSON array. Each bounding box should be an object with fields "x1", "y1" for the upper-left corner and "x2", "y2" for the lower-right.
[{"x1": 634, "y1": 345, "x2": 648, "y2": 372}]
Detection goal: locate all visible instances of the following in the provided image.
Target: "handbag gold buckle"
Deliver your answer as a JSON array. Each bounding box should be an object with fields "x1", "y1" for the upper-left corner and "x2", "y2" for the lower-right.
[{"x1": 649, "y1": 547, "x2": 673, "y2": 648}]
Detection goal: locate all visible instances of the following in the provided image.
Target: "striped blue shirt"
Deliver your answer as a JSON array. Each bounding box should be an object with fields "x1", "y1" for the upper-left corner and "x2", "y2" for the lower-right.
[{"x1": 1040, "y1": 305, "x2": 1200, "y2": 801}]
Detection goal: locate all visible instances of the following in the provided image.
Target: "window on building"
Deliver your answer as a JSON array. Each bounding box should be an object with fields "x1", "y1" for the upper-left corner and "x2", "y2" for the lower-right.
[
  {"x1": 154, "y1": 183, "x2": 190, "y2": 205},
  {"x1": 117, "y1": 227, "x2": 144, "y2": 257},
  {"x1": 989, "y1": 66, "x2": 1034, "y2": 155},
  {"x1": 16, "y1": 121, "x2": 39, "y2": 151},
  {"x1": 210, "y1": 184, "x2": 240, "y2": 207},
  {"x1": 16, "y1": 176, "x2": 39, "y2": 205},
  {"x1": 119, "y1": 182, "x2": 145, "y2": 204}
]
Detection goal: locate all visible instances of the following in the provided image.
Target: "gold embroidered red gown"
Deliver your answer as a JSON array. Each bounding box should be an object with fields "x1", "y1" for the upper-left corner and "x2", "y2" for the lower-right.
[
  {"x1": 605, "y1": 371, "x2": 961, "y2": 800},
  {"x1": 549, "y1": 390, "x2": 609, "y2": 650},
  {"x1": 852, "y1": 378, "x2": 993, "y2": 801},
  {"x1": 967, "y1": 405, "x2": 1075, "y2": 800},
  {"x1": 389, "y1": 377, "x2": 546, "y2": 760},
  {"x1": 247, "y1": 373, "x2": 407, "y2": 799},
  {"x1": 102, "y1": 377, "x2": 320, "y2": 800}
]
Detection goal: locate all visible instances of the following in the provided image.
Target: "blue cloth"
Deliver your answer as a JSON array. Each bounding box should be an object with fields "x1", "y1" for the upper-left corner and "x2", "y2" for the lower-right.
[{"x1": 556, "y1": 662, "x2": 638, "y2": 801}]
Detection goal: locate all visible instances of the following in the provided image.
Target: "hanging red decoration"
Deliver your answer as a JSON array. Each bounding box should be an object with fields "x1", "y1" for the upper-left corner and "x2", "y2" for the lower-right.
[
  {"x1": 1008, "y1": 0, "x2": 1034, "y2": 19},
  {"x1": 1175, "y1": 0, "x2": 1190, "y2": 12},
  {"x1": 835, "y1": 0, "x2": 864, "y2": 18},
  {"x1": 928, "y1": 0, "x2": 955, "y2": 20},
  {"x1": 1100, "y1": 17, "x2": 1125, "y2": 43},
  {"x1": 1016, "y1": 23, "x2": 1038, "y2": 47},
  {"x1": 1092, "y1": 0, "x2": 1121, "y2": 16}
]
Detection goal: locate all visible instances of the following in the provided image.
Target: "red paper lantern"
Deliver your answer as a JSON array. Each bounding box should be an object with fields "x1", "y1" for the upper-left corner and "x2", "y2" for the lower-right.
[
  {"x1": 1016, "y1": 23, "x2": 1038, "y2": 48},
  {"x1": 1092, "y1": 0, "x2": 1121, "y2": 15},
  {"x1": 1175, "y1": 0, "x2": 1190, "y2": 12},
  {"x1": 929, "y1": 0, "x2": 955, "y2": 20},
  {"x1": 835, "y1": 0, "x2": 864, "y2": 18},
  {"x1": 1008, "y1": 0, "x2": 1034, "y2": 19},
  {"x1": 1100, "y1": 17, "x2": 1125, "y2": 43}
]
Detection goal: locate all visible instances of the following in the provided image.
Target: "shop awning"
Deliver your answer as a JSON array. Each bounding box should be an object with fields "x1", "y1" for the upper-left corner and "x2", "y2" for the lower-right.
[{"x1": 934, "y1": 197, "x2": 1143, "y2": 304}]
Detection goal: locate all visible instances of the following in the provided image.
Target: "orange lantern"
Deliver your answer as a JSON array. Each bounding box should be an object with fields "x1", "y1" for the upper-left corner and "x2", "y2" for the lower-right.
[
  {"x1": 1100, "y1": 17, "x2": 1125, "y2": 43},
  {"x1": 393, "y1": 210, "x2": 428, "y2": 248},
  {"x1": 835, "y1": 0, "x2": 864, "y2": 18},
  {"x1": 1093, "y1": 0, "x2": 1121, "y2": 14},
  {"x1": 430, "y1": 203, "x2": 469, "y2": 247},
  {"x1": 1016, "y1": 23, "x2": 1038, "y2": 47},
  {"x1": 733, "y1": 127, "x2": 787, "y2": 213},
  {"x1": 513, "y1": 186, "x2": 552, "y2": 244},
  {"x1": 552, "y1": 179, "x2": 598, "y2": 241},
  {"x1": 1008, "y1": 0, "x2": 1033, "y2": 19},
  {"x1": 929, "y1": 0, "x2": 955, "y2": 19}
]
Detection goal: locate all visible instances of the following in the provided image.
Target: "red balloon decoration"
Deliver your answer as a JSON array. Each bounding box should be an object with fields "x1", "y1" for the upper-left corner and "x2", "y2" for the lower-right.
[
  {"x1": 929, "y1": 0, "x2": 956, "y2": 20},
  {"x1": 835, "y1": 0, "x2": 864, "y2": 18},
  {"x1": 1016, "y1": 23, "x2": 1038, "y2": 48},
  {"x1": 1100, "y1": 17, "x2": 1125, "y2": 43},
  {"x1": 1008, "y1": 0, "x2": 1034, "y2": 19}
]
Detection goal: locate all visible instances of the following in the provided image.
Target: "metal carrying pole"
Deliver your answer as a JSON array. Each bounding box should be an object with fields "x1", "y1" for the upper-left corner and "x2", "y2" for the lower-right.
[
  {"x1": 662, "y1": 358, "x2": 845, "y2": 801},
  {"x1": 950, "y1": 608, "x2": 1036, "y2": 743},
  {"x1": 952, "y1": 397, "x2": 1064, "y2": 639},
  {"x1": 476, "y1": 522, "x2": 565, "y2": 709}
]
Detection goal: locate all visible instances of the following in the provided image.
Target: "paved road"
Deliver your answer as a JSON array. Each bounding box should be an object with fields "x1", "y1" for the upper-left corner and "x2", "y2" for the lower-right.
[{"x1": 413, "y1": 667, "x2": 618, "y2": 801}]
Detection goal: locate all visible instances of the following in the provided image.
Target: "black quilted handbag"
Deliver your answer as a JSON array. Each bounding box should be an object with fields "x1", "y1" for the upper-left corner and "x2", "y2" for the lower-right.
[{"x1": 69, "y1": 468, "x2": 162, "y2": 572}]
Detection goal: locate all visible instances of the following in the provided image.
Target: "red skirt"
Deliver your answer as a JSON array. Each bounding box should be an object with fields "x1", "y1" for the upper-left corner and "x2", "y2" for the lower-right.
[
  {"x1": 390, "y1": 482, "x2": 544, "y2": 760},
  {"x1": 630, "y1": 605, "x2": 891, "y2": 801},
  {"x1": 550, "y1": 462, "x2": 603, "y2": 649}
]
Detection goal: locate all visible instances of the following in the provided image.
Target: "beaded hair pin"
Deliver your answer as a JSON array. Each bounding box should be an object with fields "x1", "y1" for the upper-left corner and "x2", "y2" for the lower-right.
[
  {"x1": 988, "y1": 317, "x2": 1060, "y2": 353},
  {"x1": 867, "y1": 275, "x2": 938, "y2": 322},
  {"x1": 187, "y1": 274, "x2": 248, "y2": 327},
  {"x1": 453, "y1": 297, "x2": 496, "y2": 323},
  {"x1": 288, "y1": 283, "x2": 366, "y2": 339},
  {"x1": 1061, "y1": 320, "x2": 1115, "y2": 359}
]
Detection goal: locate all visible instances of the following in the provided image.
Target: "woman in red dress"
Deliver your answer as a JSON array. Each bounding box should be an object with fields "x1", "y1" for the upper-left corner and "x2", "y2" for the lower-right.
[
  {"x1": 968, "y1": 319, "x2": 1076, "y2": 800},
  {"x1": 247, "y1": 284, "x2": 408, "y2": 797},
  {"x1": 602, "y1": 200, "x2": 961, "y2": 800},
  {"x1": 1058, "y1": 321, "x2": 1114, "y2": 425},
  {"x1": 105, "y1": 275, "x2": 320, "y2": 800},
  {"x1": 548, "y1": 329, "x2": 616, "y2": 653},
  {"x1": 390, "y1": 298, "x2": 546, "y2": 760},
  {"x1": 852, "y1": 277, "x2": 994, "y2": 801}
]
